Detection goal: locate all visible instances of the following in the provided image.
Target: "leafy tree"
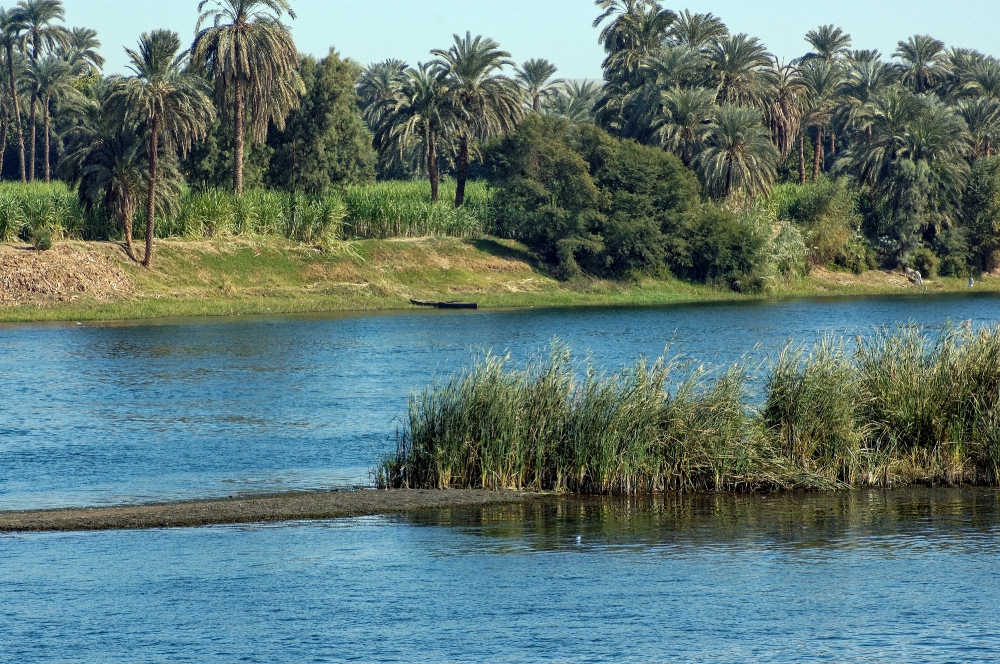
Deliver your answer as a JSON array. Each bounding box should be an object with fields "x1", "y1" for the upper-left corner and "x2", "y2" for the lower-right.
[
  {"x1": 192, "y1": 0, "x2": 305, "y2": 195},
  {"x1": 696, "y1": 104, "x2": 778, "y2": 200},
  {"x1": 432, "y1": 32, "x2": 523, "y2": 207},
  {"x1": 516, "y1": 58, "x2": 564, "y2": 112},
  {"x1": 107, "y1": 30, "x2": 214, "y2": 266},
  {"x1": 267, "y1": 50, "x2": 376, "y2": 194}
]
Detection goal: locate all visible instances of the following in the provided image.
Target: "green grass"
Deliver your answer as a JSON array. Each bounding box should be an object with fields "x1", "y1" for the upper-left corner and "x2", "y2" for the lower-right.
[{"x1": 380, "y1": 325, "x2": 1000, "y2": 494}]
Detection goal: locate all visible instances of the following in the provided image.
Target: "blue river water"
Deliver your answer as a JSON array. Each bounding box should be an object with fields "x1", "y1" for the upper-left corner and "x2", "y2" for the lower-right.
[
  {"x1": 5, "y1": 295, "x2": 1000, "y2": 662},
  {"x1": 4, "y1": 293, "x2": 1000, "y2": 510}
]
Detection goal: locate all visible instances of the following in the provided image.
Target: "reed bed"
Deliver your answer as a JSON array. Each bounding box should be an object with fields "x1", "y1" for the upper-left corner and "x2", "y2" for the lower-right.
[
  {"x1": 0, "y1": 181, "x2": 490, "y2": 244},
  {"x1": 380, "y1": 325, "x2": 1000, "y2": 494}
]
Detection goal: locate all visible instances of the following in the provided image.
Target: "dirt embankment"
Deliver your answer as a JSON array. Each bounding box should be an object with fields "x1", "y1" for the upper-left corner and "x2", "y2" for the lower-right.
[
  {"x1": 0, "y1": 490, "x2": 536, "y2": 532},
  {"x1": 0, "y1": 243, "x2": 133, "y2": 305}
]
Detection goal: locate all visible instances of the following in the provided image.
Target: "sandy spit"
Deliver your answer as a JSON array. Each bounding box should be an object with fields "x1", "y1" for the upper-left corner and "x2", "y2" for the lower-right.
[{"x1": 0, "y1": 489, "x2": 536, "y2": 533}]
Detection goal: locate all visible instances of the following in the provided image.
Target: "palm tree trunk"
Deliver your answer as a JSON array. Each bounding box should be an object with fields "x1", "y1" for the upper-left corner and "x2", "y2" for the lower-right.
[
  {"x1": 455, "y1": 133, "x2": 469, "y2": 208},
  {"x1": 0, "y1": 102, "x2": 7, "y2": 180},
  {"x1": 799, "y1": 132, "x2": 806, "y2": 185},
  {"x1": 43, "y1": 95, "x2": 49, "y2": 183},
  {"x1": 6, "y1": 46, "x2": 24, "y2": 182},
  {"x1": 829, "y1": 132, "x2": 836, "y2": 157},
  {"x1": 28, "y1": 93, "x2": 36, "y2": 182},
  {"x1": 812, "y1": 126, "x2": 824, "y2": 183},
  {"x1": 233, "y1": 47, "x2": 245, "y2": 196},
  {"x1": 123, "y1": 204, "x2": 135, "y2": 261},
  {"x1": 142, "y1": 116, "x2": 160, "y2": 268},
  {"x1": 427, "y1": 127, "x2": 439, "y2": 203}
]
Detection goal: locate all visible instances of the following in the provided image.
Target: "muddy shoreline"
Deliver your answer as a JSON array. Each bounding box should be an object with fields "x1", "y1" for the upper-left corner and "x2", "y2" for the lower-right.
[{"x1": 0, "y1": 489, "x2": 536, "y2": 533}]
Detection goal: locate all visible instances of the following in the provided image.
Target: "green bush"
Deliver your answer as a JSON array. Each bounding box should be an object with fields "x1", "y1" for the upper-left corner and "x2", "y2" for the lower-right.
[
  {"x1": 772, "y1": 179, "x2": 867, "y2": 269},
  {"x1": 909, "y1": 247, "x2": 940, "y2": 278}
]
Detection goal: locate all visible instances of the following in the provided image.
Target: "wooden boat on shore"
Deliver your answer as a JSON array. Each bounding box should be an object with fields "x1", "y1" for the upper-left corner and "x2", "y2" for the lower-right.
[{"x1": 410, "y1": 299, "x2": 479, "y2": 310}]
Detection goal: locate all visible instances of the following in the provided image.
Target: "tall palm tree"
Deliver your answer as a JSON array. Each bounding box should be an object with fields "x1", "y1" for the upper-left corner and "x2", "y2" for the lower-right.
[
  {"x1": 544, "y1": 80, "x2": 601, "y2": 124},
  {"x1": 895, "y1": 35, "x2": 947, "y2": 94},
  {"x1": 24, "y1": 54, "x2": 75, "y2": 182},
  {"x1": 800, "y1": 59, "x2": 844, "y2": 181},
  {"x1": 801, "y1": 25, "x2": 852, "y2": 63},
  {"x1": 956, "y1": 97, "x2": 1000, "y2": 158},
  {"x1": 12, "y1": 0, "x2": 69, "y2": 181},
  {"x1": 668, "y1": 10, "x2": 727, "y2": 50},
  {"x1": 107, "y1": 30, "x2": 214, "y2": 267},
  {"x1": 357, "y1": 58, "x2": 408, "y2": 127},
  {"x1": 432, "y1": 32, "x2": 523, "y2": 207},
  {"x1": 594, "y1": 0, "x2": 676, "y2": 78},
  {"x1": 709, "y1": 33, "x2": 773, "y2": 106},
  {"x1": 191, "y1": 0, "x2": 304, "y2": 195},
  {"x1": 0, "y1": 9, "x2": 25, "y2": 181},
  {"x1": 370, "y1": 63, "x2": 455, "y2": 202},
  {"x1": 516, "y1": 59, "x2": 564, "y2": 112},
  {"x1": 696, "y1": 104, "x2": 778, "y2": 200},
  {"x1": 965, "y1": 59, "x2": 1000, "y2": 100},
  {"x1": 654, "y1": 86, "x2": 716, "y2": 166},
  {"x1": 763, "y1": 61, "x2": 807, "y2": 164},
  {"x1": 58, "y1": 26, "x2": 104, "y2": 76}
]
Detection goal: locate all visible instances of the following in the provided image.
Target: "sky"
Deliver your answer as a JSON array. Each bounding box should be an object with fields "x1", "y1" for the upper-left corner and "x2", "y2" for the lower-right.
[{"x1": 66, "y1": 0, "x2": 1000, "y2": 79}]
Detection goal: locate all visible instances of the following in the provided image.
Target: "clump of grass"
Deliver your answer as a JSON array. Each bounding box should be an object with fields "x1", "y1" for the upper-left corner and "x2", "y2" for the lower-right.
[
  {"x1": 341, "y1": 181, "x2": 489, "y2": 239},
  {"x1": 381, "y1": 325, "x2": 1000, "y2": 495}
]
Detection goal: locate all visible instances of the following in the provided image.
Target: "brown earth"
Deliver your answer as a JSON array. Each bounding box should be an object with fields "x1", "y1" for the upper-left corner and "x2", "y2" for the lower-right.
[
  {"x1": 0, "y1": 489, "x2": 537, "y2": 532},
  {"x1": 0, "y1": 242, "x2": 134, "y2": 305}
]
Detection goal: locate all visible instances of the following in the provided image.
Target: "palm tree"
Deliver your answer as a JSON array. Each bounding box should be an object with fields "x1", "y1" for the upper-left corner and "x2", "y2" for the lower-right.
[
  {"x1": 432, "y1": 32, "x2": 523, "y2": 207},
  {"x1": 23, "y1": 54, "x2": 75, "y2": 182},
  {"x1": 12, "y1": 0, "x2": 69, "y2": 181},
  {"x1": 594, "y1": 0, "x2": 676, "y2": 78},
  {"x1": 801, "y1": 25, "x2": 852, "y2": 63},
  {"x1": 956, "y1": 97, "x2": 1000, "y2": 158},
  {"x1": 107, "y1": 30, "x2": 214, "y2": 267},
  {"x1": 191, "y1": 0, "x2": 304, "y2": 195},
  {"x1": 709, "y1": 33, "x2": 773, "y2": 106},
  {"x1": 516, "y1": 59, "x2": 564, "y2": 112},
  {"x1": 544, "y1": 80, "x2": 601, "y2": 124},
  {"x1": 357, "y1": 58, "x2": 408, "y2": 127},
  {"x1": 800, "y1": 59, "x2": 844, "y2": 181},
  {"x1": 0, "y1": 9, "x2": 25, "y2": 181},
  {"x1": 58, "y1": 26, "x2": 104, "y2": 76},
  {"x1": 655, "y1": 86, "x2": 716, "y2": 166},
  {"x1": 370, "y1": 63, "x2": 455, "y2": 202},
  {"x1": 895, "y1": 35, "x2": 947, "y2": 94},
  {"x1": 668, "y1": 10, "x2": 727, "y2": 50},
  {"x1": 966, "y1": 59, "x2": 1000, "y2": 100},
  {"x1": 763, "y1": 61, "x2": 807, "y2": 165},
  {"x1": 696, "y1": 104, "x2": 778, "y2": 199}
]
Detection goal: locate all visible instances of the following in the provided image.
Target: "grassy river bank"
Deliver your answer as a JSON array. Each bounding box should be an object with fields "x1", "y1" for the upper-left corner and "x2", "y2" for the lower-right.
[{"x1": 1, "y1": 236, "x2": 996, "y2": 323}]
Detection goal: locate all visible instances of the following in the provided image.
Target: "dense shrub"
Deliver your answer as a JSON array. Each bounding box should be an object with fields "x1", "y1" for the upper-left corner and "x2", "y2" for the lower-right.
[
  {"x1": 962, "y1": 156, "x2": 1000, "y2": 272},
  {"x1": 909, "y1": 247, "x2": 940, "y2": 278}
]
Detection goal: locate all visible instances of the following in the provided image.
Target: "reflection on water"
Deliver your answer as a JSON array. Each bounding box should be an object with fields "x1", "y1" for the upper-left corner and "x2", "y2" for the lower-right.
[
  {"x1": 5, "y1": 293, "x2": 1000, "y2": 509},
  {"x1": 3, "y1": 489, "x2": 999, "y2": 662}
]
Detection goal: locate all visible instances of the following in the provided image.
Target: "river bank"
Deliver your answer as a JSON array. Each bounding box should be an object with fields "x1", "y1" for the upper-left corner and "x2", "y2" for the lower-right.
[
  {"x1": 0, "y1": 236, "x2": 994, "y2": 323},
  {"x1": 0, "y1": 489, "x2": 536, "y2": 532}
]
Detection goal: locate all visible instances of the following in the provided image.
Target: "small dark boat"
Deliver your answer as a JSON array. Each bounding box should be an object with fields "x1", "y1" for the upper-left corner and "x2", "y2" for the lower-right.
[{"x1": 410, "y1": 299, "x2": 479, "y2": 310}]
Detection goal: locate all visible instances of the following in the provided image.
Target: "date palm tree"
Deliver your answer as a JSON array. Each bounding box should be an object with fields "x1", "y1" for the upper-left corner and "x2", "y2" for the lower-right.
[
  {"x1": 358, "y1": 58, "x2": 408, "y2": 127},
  {"x1": 956, "y1": 97, "x2": 1000, "y2": 158},
  {"x1": 895, "y1": 35, "x2": 948, "y2": 94},
  {"x1": 800, "y1": 58, "x2": 844, "y2": 181},
  {"x1": 696, "y1": 104, "x2": 778, "y2": 200},
  {"x1": 12, "y1": 0, "x2": 69, "y2": 181},
  {"x1": 192, "y1": 0, "x2": 304, "y2": 195},
  {"x1": 58, "y1": 26, "x2": 104, "y2": 76},
  {"x1": 801, "y1": 25, "x2": 852, "y2": 63},
  {"x1": 544, "y1": 80, "x2": 601, "y2": 124},
  {"x1": 654, "y1": 86, "x2": 716, "y2": 166},
  {"x1": 763, "y1": 61, "x2": 807, "y2": 164},
  {"x1": 594, "y1": 0, "x2": 676, "y2": 78},
  {"x1": 516, "y1": 58, "x2": 564, "y2": 112},
  {"x1": 668, "y1": 10, "x2": 727, "y2": 50},
  {"x1": 432, "y1": 32, "x2": 523, "y2": 207},
  {"x1": 0, "y1": 8, "x2": 26, "y2": 181},
  {"x1": 107, "y1": 30, "x2": 214, "y2": 267},
  {"x1": 370, "y1": 63, "x2": 456, "y2": 202},
  {"x1": 709, "y1": 33, "x2": 773, "y2": 106},
  {"x1": 24, "y1": 54, "x2": 76, "y2": 182}
]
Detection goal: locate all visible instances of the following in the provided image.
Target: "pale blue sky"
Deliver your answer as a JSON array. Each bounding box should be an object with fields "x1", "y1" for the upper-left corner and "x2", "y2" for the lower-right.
[{"x1": 65, "y1": 0, "x2": 1000, "y2": 79}]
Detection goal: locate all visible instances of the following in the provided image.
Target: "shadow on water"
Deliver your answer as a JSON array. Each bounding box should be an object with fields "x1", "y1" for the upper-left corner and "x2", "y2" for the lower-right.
[{"x1": 404, "y1": 488, "x2": 1000, "y2": 553}]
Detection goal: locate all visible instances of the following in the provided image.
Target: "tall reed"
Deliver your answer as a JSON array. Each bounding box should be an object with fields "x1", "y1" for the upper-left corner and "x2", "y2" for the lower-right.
[{"x1": 381, "y1": 325, "x2": 1000, "y2": 494}]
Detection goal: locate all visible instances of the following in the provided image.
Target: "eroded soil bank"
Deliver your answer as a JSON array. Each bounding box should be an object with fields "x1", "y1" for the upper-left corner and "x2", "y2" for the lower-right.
[{"x1": 0, "y1": 489, "x2": 536, "y2": 532}]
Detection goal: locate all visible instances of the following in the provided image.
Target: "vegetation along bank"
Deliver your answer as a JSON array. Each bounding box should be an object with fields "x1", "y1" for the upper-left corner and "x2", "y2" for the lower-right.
[
  {"x1": 2, "y1": 2, "x2": 1000, "y2": 320},
  {"x1": 380, "y1": 325, "x2": 1000, "y2": 494}
]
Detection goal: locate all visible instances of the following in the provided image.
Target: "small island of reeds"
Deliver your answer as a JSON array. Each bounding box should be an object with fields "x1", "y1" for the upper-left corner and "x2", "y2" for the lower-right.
[{"x1": 379, "y1": 324, "x2": 1000, "y2": 494}]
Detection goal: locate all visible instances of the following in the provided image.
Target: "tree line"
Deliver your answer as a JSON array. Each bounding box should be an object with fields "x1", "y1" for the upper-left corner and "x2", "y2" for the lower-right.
[{"x1": 9, "y1": 0, "x2": 1000, "y2": 282}]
